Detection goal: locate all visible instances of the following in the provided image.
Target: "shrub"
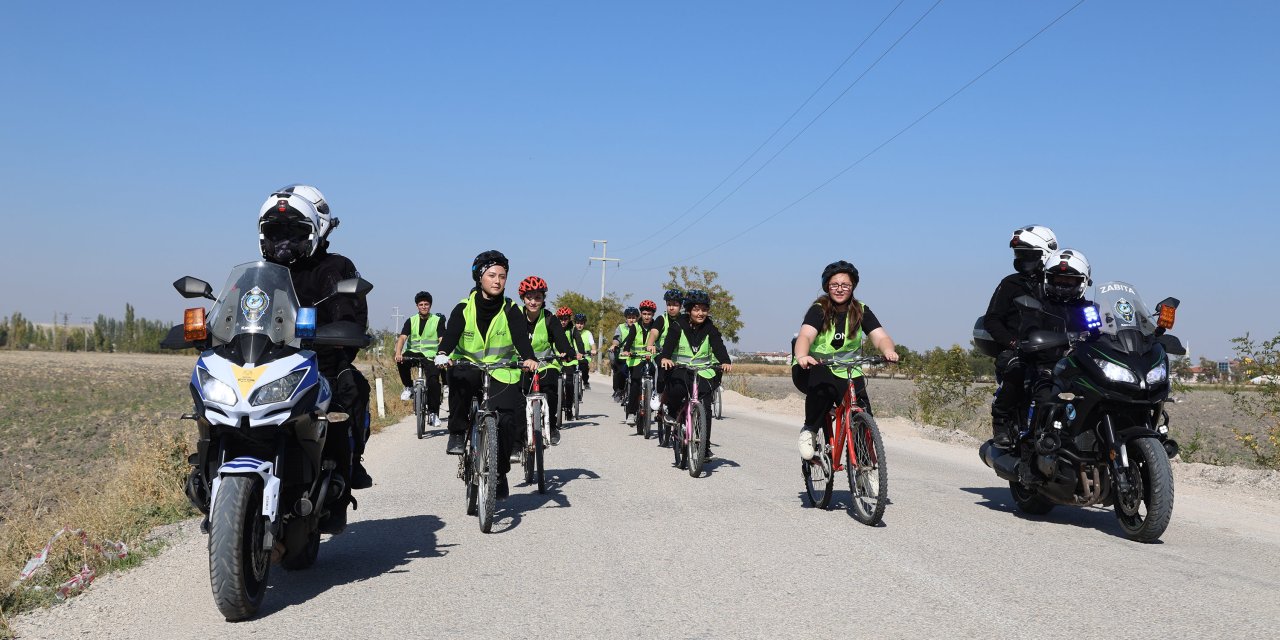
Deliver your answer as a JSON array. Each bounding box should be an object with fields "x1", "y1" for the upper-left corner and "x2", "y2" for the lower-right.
[
  {"x1": 1227, "y1": 333, "x2": 1280, "y2": 469},
  {"x1": 910, "y1": 346, "x2": 985, "y2": 430}
]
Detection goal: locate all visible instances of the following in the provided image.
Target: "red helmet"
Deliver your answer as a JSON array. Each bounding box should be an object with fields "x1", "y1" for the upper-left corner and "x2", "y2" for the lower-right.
[
  {"x1": 556, "y1": 306, "x2": 573, "y2": 318},
  {"x1": 518, "y1": 275, "x2": 548, "y2": 296},
  {"x1": 639, "y1": 299, "x2": 657, "y2": 312}
]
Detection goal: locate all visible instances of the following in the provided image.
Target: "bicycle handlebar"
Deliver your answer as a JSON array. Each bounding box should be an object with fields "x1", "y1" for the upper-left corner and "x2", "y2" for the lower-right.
[{"x1": 810, "y1": 355, "x2": 890, "y2": 370}]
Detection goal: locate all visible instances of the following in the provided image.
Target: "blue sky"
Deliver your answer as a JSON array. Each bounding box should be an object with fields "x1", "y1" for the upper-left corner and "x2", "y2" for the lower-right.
[{"x1": 1, "y1": 1, "x2": 1275, "y2": 359}]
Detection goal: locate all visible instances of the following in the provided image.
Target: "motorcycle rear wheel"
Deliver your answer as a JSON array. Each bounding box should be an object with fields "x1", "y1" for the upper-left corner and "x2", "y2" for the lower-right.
[
  {"x1": 1009, "y1": 480, "x2": 1055, "y2": 516},
  {"x1": 1114, "y1": 437, "x2": 1174, "y2": 543}
]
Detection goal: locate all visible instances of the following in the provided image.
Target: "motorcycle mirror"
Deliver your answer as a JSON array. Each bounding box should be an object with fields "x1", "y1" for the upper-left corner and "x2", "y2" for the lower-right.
[
  {"x1": 174, "y1": 276, "x2": 215, "y2": 300},
  {"x1": 333, "y1": 277, "x2": 374, "y2": 297}
]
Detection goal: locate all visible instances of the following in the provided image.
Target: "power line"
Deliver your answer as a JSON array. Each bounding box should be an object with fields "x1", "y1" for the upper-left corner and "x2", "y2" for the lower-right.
[
  {"x1": 629, "y1": 0, "x2": 1089, "y2": 271},
  {"x1": 614, "y1": 0, "x2": 909, "y2": 255},
  {"x1": 626, "y1": 0, "x2": 943, "y2": 266}
]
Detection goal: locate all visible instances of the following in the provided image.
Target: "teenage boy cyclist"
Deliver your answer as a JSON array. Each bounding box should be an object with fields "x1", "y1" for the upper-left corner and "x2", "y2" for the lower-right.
[
  {"x1": 573, "y1": 313, "x2": 596, "y2": 389},
  {"x1": 659, "y1": 290, "x2": 732, "y2": 459},
  {"x1": 395, "y1": 291, "x2": 445, "y2": 426},
  {"x1": 610, "y1": 307, "x2": 639, "y2": 403},
  {"x1": 620, "y1": 300, "x2": 659, "y2": 421}
]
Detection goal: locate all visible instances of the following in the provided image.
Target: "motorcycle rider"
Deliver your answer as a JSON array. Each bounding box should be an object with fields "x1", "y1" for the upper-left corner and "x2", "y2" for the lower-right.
[
  {"x1": 394, "y1": 291, "x2": 445, "y2": 426},
  {"x1": 983, "y1": 225, "x2": 1058, "y2": 448},
  {"x1": 517, "y1": 278, "x2": 577, "y2": 446},
  {"x1": 435, "y1": 250, "x2": 538, "y2": 499},
  {"x1": 257, "y1": 184, "x2": 370, "y2": 534},
  {"x1": 1017, "y1": 249, "x2": 1096, "y2": 439}
]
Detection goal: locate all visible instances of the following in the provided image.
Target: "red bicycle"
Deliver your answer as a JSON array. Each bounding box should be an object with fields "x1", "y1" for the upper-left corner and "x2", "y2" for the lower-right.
[{"x1": 801, "y1": 356, "x2": 889, "y2": 525}]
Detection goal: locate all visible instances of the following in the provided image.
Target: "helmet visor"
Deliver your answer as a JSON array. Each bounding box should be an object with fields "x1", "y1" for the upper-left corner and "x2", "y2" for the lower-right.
[{"x1": 262, "y1": 220, "x2": 313, "y2": 243}]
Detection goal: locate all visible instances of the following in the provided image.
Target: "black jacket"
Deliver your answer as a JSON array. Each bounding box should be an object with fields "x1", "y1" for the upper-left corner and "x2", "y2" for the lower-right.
[
  {"x1": 1018, "y1": 297, "x2": 1096, "y2": 365},
  {"x1": 285, "y1": 248, "x2": 368, "y2": 374},
  {"x1": 983, "y1": 272, "x2": 1041, "y2": 349}
]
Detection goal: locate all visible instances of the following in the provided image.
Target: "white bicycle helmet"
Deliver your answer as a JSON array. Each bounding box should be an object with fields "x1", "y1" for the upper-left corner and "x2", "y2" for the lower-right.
[
  {"x1": 258, "y1": 187, "x2": 330, "y2": 265},
  {"x1": 1010, "y1": 225, "x2": 1058, "y2": 275},
  {"x1": 1042, "y1": 248, "x2": 1091, "y2": 302}
]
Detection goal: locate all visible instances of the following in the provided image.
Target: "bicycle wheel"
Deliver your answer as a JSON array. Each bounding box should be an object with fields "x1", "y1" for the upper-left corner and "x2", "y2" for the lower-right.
[
  {"x1": 464, "y1": 431, "x2": 477, "y2": 516},
  {"x1": 640, "y1": 379, "x2": 654, "y2": 439},
  {"x1": 802, "y1": 444, "x2": 834, "y2": 510},
  {"x1": 533, "y1": 423, "x2": 546, "y2": 495},
  {"x1": 574, "y1": 376, "x2": 582, "y2": 418},
  {"x1": 414, "y1": 384, "x2": 427, "y2": 439},
  {"x1": 713, "y1": 387, "x2": 723, "y2": 420},
  {"x1": 688, "y1": 403, "x2": 706, "y2": 478},
  {"x1": 656, "y1": 411, "x2": 669, "y2": 447},
  {"x1": 672, "y1": 415, "x2": 686, "y2": 469},
  {"x1": 847, "y1": 412, "x2": 888, "y2": 525},
  {"x1": 477, "y1": 416, "x2": 499, "y2": 533},
  {"x1": 523, "y1": 402, "x2": 541, "y2": 485}
]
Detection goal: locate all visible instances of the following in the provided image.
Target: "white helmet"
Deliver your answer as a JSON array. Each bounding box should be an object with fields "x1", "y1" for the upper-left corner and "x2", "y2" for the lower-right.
[
  {"x1": 1042, "y1": 248, "x2": 1091, "y2": 302},
  {"x1": 1009, "y1": 225, "x2": 1058, "y2": 275},
  {"x1": 258, "y1": 187, "x2": 331, "y2": 264}
]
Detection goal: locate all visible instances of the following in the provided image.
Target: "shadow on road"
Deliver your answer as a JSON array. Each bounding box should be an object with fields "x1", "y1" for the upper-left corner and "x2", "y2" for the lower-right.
[
  {"x1": 259, "y1": 514, "x2": 450, "y2": 616},
  {"x1": 959, "y1": 486, "x2": 1156, "y2": 543},
  {"x1": 490, "y1": 467, "x2": 602, "y2": 533}
]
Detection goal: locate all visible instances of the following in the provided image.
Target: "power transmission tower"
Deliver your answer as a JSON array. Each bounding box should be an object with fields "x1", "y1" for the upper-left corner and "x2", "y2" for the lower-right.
[{"x1": 391, "y1": 306, "x2": 403, "y2": 332}]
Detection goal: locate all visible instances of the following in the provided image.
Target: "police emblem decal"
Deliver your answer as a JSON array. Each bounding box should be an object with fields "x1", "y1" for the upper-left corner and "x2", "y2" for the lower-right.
[
  {"x1": 241, "y1": 287, "x2": 270, "y2": 324},
  {"x1": 1115, "y1": 298, "x2": 1136, "y2": 325}
]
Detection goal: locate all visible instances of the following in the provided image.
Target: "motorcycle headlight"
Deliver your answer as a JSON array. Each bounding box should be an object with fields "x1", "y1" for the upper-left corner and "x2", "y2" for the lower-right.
[
  {"x1": 250, "y1": 370, "x2": 307, "y2": 406},
  {"x1": 1092, "y1": 357, "x2": 1137, "y2": 384},
  {"x1": 1146, "y1": 363, "x2": 1168, "y2": 385},
  {"x1": 197, "y1": 368, "x2": 238, "y2": 406}
]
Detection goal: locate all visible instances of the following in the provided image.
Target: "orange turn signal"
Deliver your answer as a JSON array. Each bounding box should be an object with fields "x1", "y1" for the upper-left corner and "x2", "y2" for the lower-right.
[
  {"x1": 184, "y1": 307, "x2": 208, "y2": 341},
  {"x1": 1156, "y1": 304, "x2": 1176, "y2": 330}
]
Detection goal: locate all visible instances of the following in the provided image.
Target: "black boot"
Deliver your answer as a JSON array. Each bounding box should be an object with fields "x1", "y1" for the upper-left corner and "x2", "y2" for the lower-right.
[
  {"x1": 992, "y1": 419, "x2": 1013, "y2": 448},
  {"x1": 496, "y1": 473, "x2": 509, "y2": 499},
  {"x1": 350, "y1": 460, "x2": 373, "y2": 489},
  {"x1": 446, "y1": 431, "x2": 465, "y2": 455},
  {"x1": 319, "y1": 496, "x2": 349, "y2": 535}
]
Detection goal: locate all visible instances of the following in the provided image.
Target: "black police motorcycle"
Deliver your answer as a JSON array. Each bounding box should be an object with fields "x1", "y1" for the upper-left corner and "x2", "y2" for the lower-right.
[{"x1": 975, "y1": 281, "x2": 1184, "y2": 542}]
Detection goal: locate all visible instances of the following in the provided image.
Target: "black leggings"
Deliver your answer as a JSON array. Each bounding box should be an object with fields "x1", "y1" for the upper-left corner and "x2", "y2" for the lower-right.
[
  {"x1": 663, "y1": 369, "x2": 717, "y2": 452},
  {"x1": 397, "y1": 352, "x2": 442, "y2": 413},
  {"x1": 792, "y1": 364, "x2": 872, "y2": 427},
  {"x1": 447, "y1": 365, "x2": 523, "y2": 474}
]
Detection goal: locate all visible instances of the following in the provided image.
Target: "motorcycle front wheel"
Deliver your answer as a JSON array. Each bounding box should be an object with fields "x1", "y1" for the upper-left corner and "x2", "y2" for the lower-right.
[
  {"x1": 208, "y1": 475, "x2": 270, "y2": 621},
  {"x1": 1114, "y1": 437, "x2": 1174, "y2": 542}
]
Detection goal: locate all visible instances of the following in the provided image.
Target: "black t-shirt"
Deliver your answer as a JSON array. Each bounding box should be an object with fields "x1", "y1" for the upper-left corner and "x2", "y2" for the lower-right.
[{"x1": 802, "y1": 303, "x2": 882, "y2": 350}]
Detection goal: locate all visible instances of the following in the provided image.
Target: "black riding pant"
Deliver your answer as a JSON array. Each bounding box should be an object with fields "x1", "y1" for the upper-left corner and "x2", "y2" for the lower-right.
[
  {"x1": 992, "y1": 350, "x2": 1028, "y2": 427},
  {"x1": 792, "y1": 364, "x2": 872, "y2": 428},
  {"x1": 579, "y1": 360, "x2": 591, "y2": 387},
  {"x1": 397, "y1": 352, "x2": 442, "y2": 413},
  {"x1": 521, "y1": 367, "x2": 562, "y2": 432},
  {"x1": 663, "y1": 369, "x2": 717, "y2": 452},
  {"x1": 447, "y1": 366, "x2": 523, "y2": 475},
  {"x1": 627, "y1": 361, "x2": 657, "y2": 415},
  {"x1": 324, "y1": 365, "x2": 371, "y2": 486}
]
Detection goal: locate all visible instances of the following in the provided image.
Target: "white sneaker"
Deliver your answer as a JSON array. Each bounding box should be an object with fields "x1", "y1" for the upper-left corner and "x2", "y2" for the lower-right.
[
  {"x1": 428, "y1": 413, "x2": 439, "y2": 427},
  {"x1": 798, "y1": 430, "x2": 817, "y2": 460},
  {"x1": 400, "y1": 388, "x2": 412, "y2": 401},
  {"x1": 649, "y1": 395, "x2": 661, "y2": 412}
]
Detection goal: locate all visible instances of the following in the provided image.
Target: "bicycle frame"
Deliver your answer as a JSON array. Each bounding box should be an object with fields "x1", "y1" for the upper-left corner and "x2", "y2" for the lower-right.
[
  {"x1": 672, "y1": 363, "x2": 718, "y2": 443},
  {"x1": 813, "y1": 358, "x2": 881, "y2": 472}
]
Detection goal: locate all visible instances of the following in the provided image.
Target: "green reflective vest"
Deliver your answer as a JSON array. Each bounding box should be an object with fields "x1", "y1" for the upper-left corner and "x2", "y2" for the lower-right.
[
  {"x1": 405, "y1": 314, "x2": 441, "y2": 357},
  {"x1": 579, "y1": 329, "x2": 594, "y2": 361},
  {"x1": 522, "y1": 307, "x2": 562, "y2": 372},
  {"x1": 454, "y1": 291, "x2": 520, "y2": 384},
  {"x1": 625, "y1": 322, "x2": 654, "y2": 367},
  {"x1": 809, "y1": 302, "x2": 866, "y2": 379},
  {"x1": 656, "y1": 314, "x2": 677, "y2": 352},
  {"x1": 674, "y1": 323, "x2": 717, "y2": 379}
]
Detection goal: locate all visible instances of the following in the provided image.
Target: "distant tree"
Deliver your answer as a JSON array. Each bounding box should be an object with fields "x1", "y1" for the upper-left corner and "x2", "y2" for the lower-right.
[
  {"x1": 551, "y1": 290, "x2": 626, "y2": 354},
  {"x1": 1198, "y1": 356, "x2": 1220, "y2": 383},
  {"x1": 662, "y1": 265, "x2": 742, "y2": 343},
  {"x1": 1228, "y1": 332, "x2": 1280, "y2": 469}
]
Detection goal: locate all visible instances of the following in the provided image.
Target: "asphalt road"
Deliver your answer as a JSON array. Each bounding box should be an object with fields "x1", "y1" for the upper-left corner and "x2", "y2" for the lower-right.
[{"x1": 13, "y1": 386, "x2": 1280, "y2": 639}]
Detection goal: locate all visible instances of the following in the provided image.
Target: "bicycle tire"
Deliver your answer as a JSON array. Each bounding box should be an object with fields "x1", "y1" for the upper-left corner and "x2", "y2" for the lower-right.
[
  {"x1": 523, "y1": 402, "x2": 542, "y2": 485},
  {"x1": 464, "y1": 432, "x2": 477, "y2": 516},
  {"x1": 574, "y1": 376, "x2": 582, "y2": 418},
  {"x1": 533, "y1": 425, "x2": 546, "y2": 495},
  {"x1": 688, "y1": 403, "x2": 706, "y2": 478},
  {"x1": 414, "y1": 384, "x2": 426, "y2": 439},
  {"x1": 713, "y1": 387, "x2": 723, "y2": 420},
  {"x1": 847, "y1": 412, "x2": 888, "y2": 525},
  {"x1": 672, "y1": 415, "x2": 686, "y2": 469},
  {"x1": 656, "y1": 412, "x2": 669, "y2": 447},
  {"x1": 640, "y1": 379, "x2": 654, "y2": 439},
  {"x1": 477, "y1": 415, "x2": 499, "y2": 533}
]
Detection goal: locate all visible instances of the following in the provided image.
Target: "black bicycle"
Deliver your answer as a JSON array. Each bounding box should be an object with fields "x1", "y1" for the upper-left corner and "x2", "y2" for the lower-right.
[
  {"x1": 402, "y1": 356, "x2": 433, "y2": 439},
  {"x1": 456, "y1": 361, "x2": 521, "y2": 533}
]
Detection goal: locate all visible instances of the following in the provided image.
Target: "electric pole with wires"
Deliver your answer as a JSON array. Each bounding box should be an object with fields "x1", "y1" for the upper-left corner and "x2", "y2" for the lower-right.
[{"x1": 589, "y1": 240, "x2": 621, "y2": 373}]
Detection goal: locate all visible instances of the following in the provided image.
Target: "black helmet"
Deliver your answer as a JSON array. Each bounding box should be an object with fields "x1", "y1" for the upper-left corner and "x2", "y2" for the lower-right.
[
  {"x1": 414, "y1": 291, "x2": 432, "y2": 304},
  {"x1": 471, "y1": 250, "x2": 509, "y2": 282},
  {"x1": 573, "y1": 313, "x2": 587, "y2": 322},
  {"x1": 623, "y1": 306, "x2": 640, "y2": 318},
  {"x1": 663, "y1": 288, "x2": 684, "y2": 303},
  {"x1": 683, "y1": 289, "x2": 710, "y2": 310},
  {"x1": 821, "y1": 260, "x2": 859, "y2": 291}
]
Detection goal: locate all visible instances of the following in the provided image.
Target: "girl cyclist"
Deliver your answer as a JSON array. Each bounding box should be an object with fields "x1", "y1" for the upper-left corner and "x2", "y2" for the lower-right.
[
  {"x1": 659, "y1": 290, "x2": 733, "y2": 459},
  {"x1": 517, "y1": 277, "x2": 577, "y2": 446},
  {"x1": 793, "y1": 261, "x2": 899, "y2": 460}
]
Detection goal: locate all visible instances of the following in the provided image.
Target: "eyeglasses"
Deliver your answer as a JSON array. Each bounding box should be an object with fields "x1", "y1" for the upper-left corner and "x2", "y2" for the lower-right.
[{"x1": 828, "y1": 283, "x2": 853, "y2": 291}]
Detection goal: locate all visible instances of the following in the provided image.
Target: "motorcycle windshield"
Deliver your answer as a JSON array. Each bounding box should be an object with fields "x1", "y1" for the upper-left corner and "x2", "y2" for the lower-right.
[
  {"x1": 1092, "y1": 281, "x2": 1158, "y2": 337},
  {"x1": 206, "y1": 261, "x2": 300, "y2": 346}
]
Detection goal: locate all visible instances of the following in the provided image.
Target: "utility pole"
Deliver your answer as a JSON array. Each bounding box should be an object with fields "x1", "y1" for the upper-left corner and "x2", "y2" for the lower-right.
[
  {"x1": 589, "y1": 240, "x2": 621, "y2": 373},
  {"x1": 391, "y1": 306, "x2": 403, "y2": 332}
]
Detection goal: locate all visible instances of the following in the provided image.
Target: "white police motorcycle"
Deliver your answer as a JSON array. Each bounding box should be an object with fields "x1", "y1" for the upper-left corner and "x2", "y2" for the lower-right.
[{"x1": 162, "y1": 261, "x2": 370, "y2": 621}]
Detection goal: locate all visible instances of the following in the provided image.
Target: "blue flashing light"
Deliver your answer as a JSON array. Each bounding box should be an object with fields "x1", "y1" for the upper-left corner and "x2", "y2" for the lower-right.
[
  {"x1": 1082, "y1": 305, "x2": 1102, "y2": 332},
  {"x1": 296, "y1": 307, "x2": 317, "y2": 338}
]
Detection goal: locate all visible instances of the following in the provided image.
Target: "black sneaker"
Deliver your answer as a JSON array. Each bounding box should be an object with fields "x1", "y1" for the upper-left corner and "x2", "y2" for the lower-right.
[
  {"x1": 992, "y1": 422, "x2": 1013, "y2": 449},
  {"x1": 550, "y1": 427, "x2": 561, "y2": 445},
  {"x1": 446, "y1": 432, "x2": 465, "y2": 455},
  {"x1": 350, "y1": 461, "x2": 373, "y2": 490},
  {"x1": 496, "y1": 473, "x2": 509, "y2": 499},
  {"x1": 318, "y1": 504, "x2": 347, "y2": 535}
]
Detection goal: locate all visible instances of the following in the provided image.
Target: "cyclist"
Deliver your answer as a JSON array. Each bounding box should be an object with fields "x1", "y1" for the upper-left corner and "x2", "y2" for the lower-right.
[
  {"x1": 394, "y1": 291, "x2": 446, "y2": 427},
  {"x1": 659, "y1": 290, "x2": 733, "y2": 459},
  {"x1": 256, "y1": 184, "x2": 370, "y2": 533},
  {"x1": 620, "y1": 300, "x2": 659, "y2": 421},
  {"x1": 558, "y1": 308, "x2": 586, "y2": 411},
  {"x1": 518, "y1": 278, "x2": 577, "y2": 446},
  {"x1": 573, "y1": 313, "x2": 596, "y2": 389},
  {"x1": 435, "y1": 250, "x2": 539, "y2": 500},
  {"x1": 610, "y1": 307, "x2": 639, "y2": 403},
  {"x1": 983, "y1": 225, "x2": 1057, "y2": 448},
  {"x1": 793, "y1": 261, "x2": 899, "y2": 461},
  {"x1": 647, "y1": 289, "x2": 683, "y2": 411}
]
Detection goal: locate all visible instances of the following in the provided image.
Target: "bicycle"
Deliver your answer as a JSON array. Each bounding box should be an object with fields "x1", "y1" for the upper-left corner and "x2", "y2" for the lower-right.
[
  {"x1": 664, "y1": 363, "x2": 721, "y2": 478},
  {"x1": 630, "y1": 352, "x2": 658, "y2": 438},
  {"x1": 560, "y1": 361, "x2": 580, "y2": 423},
  {"x1": 711, "y1": 384, "x2": 724, "y2": 420},
  {"x1": 455, "y1": 361, "x2": 522, "y2": 533},
  {"x1": 800, "y1": 356, "x2": 889, "y2": 525},
  {"x1": 401, "y1": 356, "x2": 435, "y2": 439},
  {"x1": 520, "y1": 362, "x2": 555, "y2": 495}
]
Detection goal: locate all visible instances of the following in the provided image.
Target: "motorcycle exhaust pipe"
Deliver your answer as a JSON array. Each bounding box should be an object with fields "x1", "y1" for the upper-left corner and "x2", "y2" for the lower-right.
[
  {"x1": 980, "y1": 441, "x2": 1020, "y2": 482},
  {"x1": 1163, "y1": 438, "x2": 1180, "y2": 460}
]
